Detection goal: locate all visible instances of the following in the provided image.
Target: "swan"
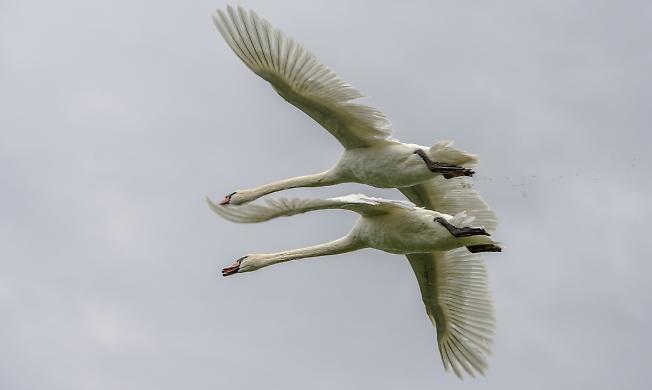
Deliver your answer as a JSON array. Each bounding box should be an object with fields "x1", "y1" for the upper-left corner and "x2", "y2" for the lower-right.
[
  {"x1": 211, "y1": 6, "x2": 479, "y2": 206},
  {"x1": 207, "y1": 194, "x2": 500, "y2": 377}
]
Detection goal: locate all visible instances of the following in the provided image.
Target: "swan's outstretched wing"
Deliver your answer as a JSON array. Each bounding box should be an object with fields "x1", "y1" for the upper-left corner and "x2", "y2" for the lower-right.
[
  {"x1": 406, "y1": 249, "x2": 494, "y2": 378},
  {"x1": 399, "y1": 176, "x2": 497, "y2": 232},
  {"x1": 401, "y1": 176, "x2": 497, "y2": 377},
  {"x1": 207, "y1": 194, "x2": 412, "y2": 223},
  {"x1": 212, "y1": 6, "x2": 394, "y2": 149}
]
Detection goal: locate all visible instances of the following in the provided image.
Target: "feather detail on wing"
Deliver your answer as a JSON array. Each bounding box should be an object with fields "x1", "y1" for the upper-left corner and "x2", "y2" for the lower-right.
[
  {"x1": 399, "y1": 176, "x2": 497, "y2": 232},
  {"x1": 400, "y1": 176, "x2": 497, "y2": 377},
  {"x1": 212, "y1": 6, "x2": 394, "y2": 149},
  {"x1": 206, "y1": 194, "x2": 414, "y2": 223},
  {"x1": 407, "y1": 249, "x2": 494, "y2": 378}
]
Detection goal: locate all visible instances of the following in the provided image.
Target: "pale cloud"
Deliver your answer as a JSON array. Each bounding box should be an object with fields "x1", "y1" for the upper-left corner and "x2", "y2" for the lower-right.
[{"x1": 1, "y1": 0, "x2": 651, "y2": 389}]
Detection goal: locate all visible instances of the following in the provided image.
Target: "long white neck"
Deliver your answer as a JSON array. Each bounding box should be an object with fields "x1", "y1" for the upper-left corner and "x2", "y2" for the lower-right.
[
  {"x1": 245, "y1": 235, "x2": 363, "y2": 272},
  {"x1": 240, "y1": 170, "x2": 341, "y2": 203}
]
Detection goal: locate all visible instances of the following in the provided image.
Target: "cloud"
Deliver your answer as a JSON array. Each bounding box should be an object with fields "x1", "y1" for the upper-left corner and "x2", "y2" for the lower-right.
[{"x1": 1, "y1": 0, "x2": 650, "y2": 389}]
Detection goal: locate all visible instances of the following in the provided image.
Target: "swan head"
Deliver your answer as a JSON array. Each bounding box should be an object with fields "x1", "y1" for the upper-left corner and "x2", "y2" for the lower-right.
[
  {"x1": 222, "y1": 256, "x2": 246, "y2": 276},
  {"x1": 222, "y1": 255, "x2": 265, "y2": 276},
  {"x1": 218, "y1": 191, "x2": 252, "y2": 206}
]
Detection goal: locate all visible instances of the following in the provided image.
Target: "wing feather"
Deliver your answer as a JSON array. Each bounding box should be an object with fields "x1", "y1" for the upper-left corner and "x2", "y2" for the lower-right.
[
  {"x1": 212, "y1": 6, "x2": 393, "y2": 149},
  {"x1": 206, "y1": 194, "x2": 410, "y2": 223},
  {"x1": 400, "y1": 176, "x2": 497, "y2": 232},
  {"x1": 401, "y1": 176, "x2": 497, "y2": 378},
  {"x1": 406, "y1": 249, "x2": 495, "y2": 379}
]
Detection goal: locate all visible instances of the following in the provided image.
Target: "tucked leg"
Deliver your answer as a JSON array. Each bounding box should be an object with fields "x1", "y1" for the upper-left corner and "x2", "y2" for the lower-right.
[
  {"x1": 434, "y1": 217, "x2": 490, "y2": 237},
  {"x1": 414, "y1": 149, "x2": 475, "y2": 178},
  {"x1": 467, "y1": 244, "x2": 502, "y2": 253}
]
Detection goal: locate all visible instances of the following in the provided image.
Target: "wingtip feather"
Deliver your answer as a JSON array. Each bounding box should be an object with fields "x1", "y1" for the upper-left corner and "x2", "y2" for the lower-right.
[{"x1": 210, "y1": 5, "x2": 393, "y2": 148}]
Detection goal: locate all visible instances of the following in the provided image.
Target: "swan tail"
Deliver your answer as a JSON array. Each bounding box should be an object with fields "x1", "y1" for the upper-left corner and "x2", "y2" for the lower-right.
[
  {"x1": 428, "y1": 140, "x2": 479, "y2": 167},
  {"x1": 449, "y1": 211, "x2": 499, "y2": 247},
  {"x1": 450, "y1": 211, "x2": 475, "y2": 227}
]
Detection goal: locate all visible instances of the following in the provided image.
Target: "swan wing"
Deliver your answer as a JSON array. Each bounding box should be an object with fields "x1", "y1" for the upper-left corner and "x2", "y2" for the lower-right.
[
  {"x1": 401, "y1": 176, "x2": 497, "y2": 377},
  {"x1": 206, "y1": 194, "x2": 407, "y2": 223},
  {"x1": 399, "y1": 176, "x2": 497, "y2": 232},
  {"x1": 212, "y1": 6, "x2": 394, "y2": 149},
  {"x1": 406, "y1": 249, "x2": 494, "y2": 378}
]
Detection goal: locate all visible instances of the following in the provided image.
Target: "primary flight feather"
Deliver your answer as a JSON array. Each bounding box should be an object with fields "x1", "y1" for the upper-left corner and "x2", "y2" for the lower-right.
[{"x1": 212, "y1": 6, "x2": 477, "y2": 206}]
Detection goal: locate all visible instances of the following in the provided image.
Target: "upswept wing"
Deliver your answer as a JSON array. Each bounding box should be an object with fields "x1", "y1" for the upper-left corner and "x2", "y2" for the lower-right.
[
  {"x1": 212, "y1": 6, "x2": 394, "y2": 149},
  {"x1": 401, "y1": 176, "x2": 497, "y2": 378}
]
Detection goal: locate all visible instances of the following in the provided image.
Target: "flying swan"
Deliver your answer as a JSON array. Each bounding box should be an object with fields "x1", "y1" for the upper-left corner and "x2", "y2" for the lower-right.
[
  {"x1": 208, "y1": 194, "x2": 500, "y2": 378},
  {"x1": 212, "y1": 6, "x2": 479, "y2": 206}
]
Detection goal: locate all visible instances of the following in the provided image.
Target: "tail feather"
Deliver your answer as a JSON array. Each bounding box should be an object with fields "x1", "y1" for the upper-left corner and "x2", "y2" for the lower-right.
[
  {"x1": 450, "y1": 211, "x2": 475, "y2": 227},
  {"x1": 428, "y1": 140, "x2": 478, "y2": 167}
]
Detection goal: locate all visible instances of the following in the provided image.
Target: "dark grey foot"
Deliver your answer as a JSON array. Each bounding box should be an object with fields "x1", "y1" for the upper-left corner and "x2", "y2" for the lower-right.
[
  {"x1": 434, "y1": 217, "x2": 490, "y2": 237},
  {"x1": 467, "y1": 244, "x2": 502, "y2": 253},
  {"x1": 222, "y1": 256, "x2": 246, "y2": 277},
  {"x1": 414, "y1": 149, "x2": 474, "y2": 178}
]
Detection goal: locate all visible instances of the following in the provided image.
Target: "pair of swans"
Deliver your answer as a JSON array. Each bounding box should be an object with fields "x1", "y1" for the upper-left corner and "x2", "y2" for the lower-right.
[{"x1": 209, "y1": 6, "x2": 501, "y2": 378}]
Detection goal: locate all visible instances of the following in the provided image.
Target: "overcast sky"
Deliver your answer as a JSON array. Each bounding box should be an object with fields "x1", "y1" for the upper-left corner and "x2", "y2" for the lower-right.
[{"x1": 1, "y1": 0, "x2": 651, "y2": 389}]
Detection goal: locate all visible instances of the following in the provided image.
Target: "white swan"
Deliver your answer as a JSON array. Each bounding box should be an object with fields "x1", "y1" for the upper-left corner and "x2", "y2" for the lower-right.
[
  {"x1": 212, "y1": 6, "x2": 478, "y2": 206},
  {"x1": 207, "y1": 194, "x2": 500, "y2": 377}
]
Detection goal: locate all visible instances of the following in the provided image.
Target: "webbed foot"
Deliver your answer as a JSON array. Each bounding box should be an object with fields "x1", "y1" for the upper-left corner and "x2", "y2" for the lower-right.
[
  {"x1": 414, "y1": 149, "x2": 474, "y2": 178},
  {"x1": 434, "y1": 217, "x2": 490, "y2": 237},
  {"x1": 466, "y1": 244, "x2": 502, "y2": 253}
]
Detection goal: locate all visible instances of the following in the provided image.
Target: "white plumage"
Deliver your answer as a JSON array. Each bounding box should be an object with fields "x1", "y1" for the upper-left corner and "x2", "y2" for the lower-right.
[
  {"x1": 209, "y1": 194, "x2": 498, "y2": 377},
  {"x1": 210, "y1": 5, "x2": 502, "y2": 379},
  {"x1": 212, "y1": 6, "x2": 478, "y2": 206}
]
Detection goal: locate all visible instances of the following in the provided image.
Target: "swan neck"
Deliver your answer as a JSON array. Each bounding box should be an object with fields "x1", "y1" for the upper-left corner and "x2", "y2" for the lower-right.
[
  {"x1": 248, "y1": 170, "x2": 339, "y2": 200},
  {"x1": 255, "y1": 235, "x2": 361, "y2": 269}
]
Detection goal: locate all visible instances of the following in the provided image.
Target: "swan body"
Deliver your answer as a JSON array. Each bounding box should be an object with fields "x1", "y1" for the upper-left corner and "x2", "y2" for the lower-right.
[
  {"x1": 228, "y1": 141, "x2": 473, "y2": 205},
  {"x1": 334, "y1": 143, "x2": 444, "y2": 188},
  {"x1": 208, "y1": 194, "x2": 499, "y2": 268},
  {"x1": 212, "y1": 7, "x2": 477, "y2": 205},
  {"x1": 208, "y1": 194, "x2": 499, "y2": 377},
  {"x1": 354, "y1": 208, "x2": 473, "y2": 254}
]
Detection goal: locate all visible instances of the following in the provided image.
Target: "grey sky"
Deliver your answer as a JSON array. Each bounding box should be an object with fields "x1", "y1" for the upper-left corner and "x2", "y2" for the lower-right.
[{"x1": 1, "y1": 0, "x2": 651, "y2": 388}]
